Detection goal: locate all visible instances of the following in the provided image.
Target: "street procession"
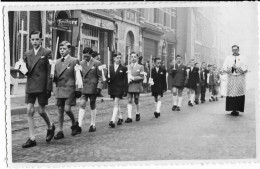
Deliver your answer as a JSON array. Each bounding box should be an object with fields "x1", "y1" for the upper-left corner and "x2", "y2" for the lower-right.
[{"x1": 7, "y1": 4, "x2": 257, "y2": 162}]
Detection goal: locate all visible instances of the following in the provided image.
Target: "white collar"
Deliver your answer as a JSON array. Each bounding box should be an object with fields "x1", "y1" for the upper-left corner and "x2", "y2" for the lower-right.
[{"x1": 33, "y1": 46, "x2": 41, "y2": 55}]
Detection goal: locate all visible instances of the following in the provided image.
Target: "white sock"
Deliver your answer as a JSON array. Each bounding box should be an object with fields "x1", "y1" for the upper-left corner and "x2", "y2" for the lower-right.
[
  {"x1": 78, "y1": 108, "x2": 85, "y2": 127},
  {"x1": 177, "y1": 97, "x2": 183, "y2": 107},
  {"x1": 136, "y1": 103, "x2": 140, "y2": 115},
  {"x1": 127, "y1": 104, "x2": 132, "y2": 118},
  {"x1": 118, "y1": 106, "x2": 123, "y2": 119},
  {"x1": 28, "y1": 116, "x2": 35, "y2": 140},
  {"x1": 91, "y1": 109, "x2": 96, "y2": 126},
  {"x1": 191, "y1": 93, "x2": 195, "y2": 104},
  {"x1": 155, "y1": 102, "x2": 157, "y2": 112},
  {"x1": 156, "y1": 101, "x2": 161, "y2": 113},
  {"x1": 173, "y1": 95, "x2": 177, "y2": 106},
  {"x1": 111, "y1": 107, "x2": 118, "y2": 122}
]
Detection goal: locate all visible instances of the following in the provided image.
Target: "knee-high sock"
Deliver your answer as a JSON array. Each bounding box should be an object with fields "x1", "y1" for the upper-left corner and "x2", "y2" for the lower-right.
[
  {"x1": 191, "y1": 93, "x2": 195, "y2": 104},
  {"x1": 78, "y1": 108, "x2": 85, "y2": 127},
  {"x1": 111, "y1": 107, "x2": 118, "y2": 122},
  {"x1": 155, "y1": 102, "x2": 157, "y2": 112},
  {"x1": 173, "y1": 95, "x2": 177, "y2": 106},
  {"x1": 136, "y1": 103, "x2": 140, "y2": 114},
  {"x1": 118, "y1": 105, "x2": 123, "y2": 119},
  {"x1": 91, "y1": 109, "x2": 97, "y2": 126},
  {"x1": 127, "y1": 104, "x2": 132, "y2": 118},
  {"x1": 156, "y1": 101, "x2": 162, "y2": 113},
  {"x1": 177, "y1": 97, "x2": 183, "y2": 107},
  {"x1": 28, "y1": 116, "x2": 35, "y2": 140},
  {"x1": 39, "y1": 112, "x2": 51, "y2": 129},
  {"x1": 188, "y1": 92, "x2": 191, "y2": 101}
]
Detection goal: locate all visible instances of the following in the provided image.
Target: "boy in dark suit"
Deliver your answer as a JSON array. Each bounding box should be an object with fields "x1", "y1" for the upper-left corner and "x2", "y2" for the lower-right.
[
  {"x1": 20, "y1": 31, "x2": 55, "y2": 148},
  {"x1": 170, "y1": 55, "x2": 187, "y2": 111},
  {"x1": 76, "y1": 47, "x2": 103, "y2": 133},
  {"x1": 186, "y1": 59, "x2": 200, "y2": 106},
  {"x1": 107, "y1": 52, "x2": 128, "y2": 128},
  {"x1": 200, "y1": 62, "x2": 209, "y2": 103},
  {"x1": 194, "y1": 62, "x2": 201, "y2": 104},
  {"x1": 149, "y1": 58, "x2": 167, "y2": 117},
  {"x1": 125, "y1": 52, "x2": 144, "y2": 123},
  {"x1": 53, "y1": 41, "x2": 81, "y2": 139}
]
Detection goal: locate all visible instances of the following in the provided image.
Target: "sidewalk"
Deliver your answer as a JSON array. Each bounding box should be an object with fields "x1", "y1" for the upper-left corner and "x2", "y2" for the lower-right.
[{"x1": 10, "y1": 89, "x2": 173, "y2": 116}]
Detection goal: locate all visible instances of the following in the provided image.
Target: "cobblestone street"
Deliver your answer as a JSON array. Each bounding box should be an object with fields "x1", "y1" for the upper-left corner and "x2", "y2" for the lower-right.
[{"x1": 11, "y1": 89, "x2": 256, "y2": 163}]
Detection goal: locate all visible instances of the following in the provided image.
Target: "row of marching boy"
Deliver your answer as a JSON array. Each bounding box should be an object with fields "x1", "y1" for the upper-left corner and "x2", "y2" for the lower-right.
[{"x1": 16, "y1": 31, "x2": 219, "y2": 148}]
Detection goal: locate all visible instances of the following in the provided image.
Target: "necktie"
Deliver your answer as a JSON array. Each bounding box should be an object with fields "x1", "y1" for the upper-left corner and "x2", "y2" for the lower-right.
[{"x1": 61, "y1": 57, "x2": 65, "y2": 62}]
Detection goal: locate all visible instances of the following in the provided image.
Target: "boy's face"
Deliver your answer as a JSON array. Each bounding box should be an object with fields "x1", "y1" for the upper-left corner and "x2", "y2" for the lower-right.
[
  {"x1": 131, "y1": 53, "x2": 138, "y2": 63},
  {"x1": 176, "y1": 57, "x2": 182, "y2": 64},
  {"x1": 59, "y1": 45, "x2": 70, "y2": 57},
  {"x1": 114, "y1": 55, "x2": 122, "y2": 65},
  {"x1": 190, "y1": 60, "x2": 195, "y2": 67},
  {"x1": 30, "y1": 33, "x2": 42, "y2": 49},
  {"x1": 83, "y1": 53, "x2": 92, "y2": 62},
  {"x1": 202, "y1": 63, "x2": 207, "y2": 69},
  {"x1": 155, "y1": 59, "x2": 161, "y2": 68}
]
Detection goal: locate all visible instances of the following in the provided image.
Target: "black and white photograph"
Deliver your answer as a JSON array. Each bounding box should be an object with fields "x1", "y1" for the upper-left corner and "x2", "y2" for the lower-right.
[{"x1": 1, "y1": 1, "x2": 260, "y2": 168}]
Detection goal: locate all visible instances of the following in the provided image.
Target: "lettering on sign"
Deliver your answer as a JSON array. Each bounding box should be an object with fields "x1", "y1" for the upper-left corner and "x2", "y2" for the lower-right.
[{"x1": 56, "y1": 18, "x2": 78, "y2": 27}]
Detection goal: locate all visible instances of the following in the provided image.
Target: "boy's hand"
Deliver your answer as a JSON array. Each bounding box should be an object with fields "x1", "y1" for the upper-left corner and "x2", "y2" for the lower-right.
[{"x1": 46, "y1": 90, "x2": 52, "y2": 99}]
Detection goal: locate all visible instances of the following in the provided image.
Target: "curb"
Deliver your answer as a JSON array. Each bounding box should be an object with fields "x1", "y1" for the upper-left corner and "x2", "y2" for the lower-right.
[{"x1": 11, "y1": 92, "x2": 168, "y2": 116}]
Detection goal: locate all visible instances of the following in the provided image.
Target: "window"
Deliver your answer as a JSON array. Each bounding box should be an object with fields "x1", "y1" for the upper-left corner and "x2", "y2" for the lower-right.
[
  {"x1": 154, "y1": 8, "x2": 159, "y2": 23},
  {"x1": 164, "y1": 12, "x2": 167, "y2": 26}
]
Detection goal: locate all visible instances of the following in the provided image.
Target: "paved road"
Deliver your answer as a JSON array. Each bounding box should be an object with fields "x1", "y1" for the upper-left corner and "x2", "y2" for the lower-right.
[{"x1": 11, "y1": 89, "x2": 256, "y2": 162}]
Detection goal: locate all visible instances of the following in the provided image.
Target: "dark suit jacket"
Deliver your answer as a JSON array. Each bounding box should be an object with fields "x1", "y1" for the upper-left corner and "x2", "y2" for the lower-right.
[
  {"x1": 107, "y1": 64, "x2": 128, "y2": 96},
  {"x1": 151, "y1": 67, "x2": 167, "y2": 93},
  {"x1": 23, "y1": 47, "x2": 52, "y2": 93},
  {"x1": 170, "y1": 63, "x2": 187, "y2": 87},
  {"x1": 200, "y1": 68, "x2": 209, "y2": 86},
  {"x1": 80, "y1": 58, "x2": 103, "y2": 94},
  {"x1": 187, "y1": 66, "x2": 199, "y2": 90},
  {"x1": 54, "y1": 55, "x2": 79, "y2": 98}
]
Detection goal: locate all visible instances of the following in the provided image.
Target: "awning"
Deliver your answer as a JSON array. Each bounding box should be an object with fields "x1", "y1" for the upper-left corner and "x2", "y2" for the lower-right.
[{"x1": 81, "y1": 13, "x2": 115, "y2": 30}]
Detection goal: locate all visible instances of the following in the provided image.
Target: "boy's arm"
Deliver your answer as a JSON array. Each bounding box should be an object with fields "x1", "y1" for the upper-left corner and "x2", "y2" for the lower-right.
[{"x1": 46, "y1": 50, "x2": 53, "y2": 92}]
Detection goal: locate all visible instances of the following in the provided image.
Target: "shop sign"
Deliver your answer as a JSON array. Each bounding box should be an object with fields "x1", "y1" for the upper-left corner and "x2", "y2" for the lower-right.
[
  {"x1": 81, "y1": 13, "x2": 114, "y2": 30},
  {"x1": 56, "y1": 18, "x2": 78, "y2": 27}
]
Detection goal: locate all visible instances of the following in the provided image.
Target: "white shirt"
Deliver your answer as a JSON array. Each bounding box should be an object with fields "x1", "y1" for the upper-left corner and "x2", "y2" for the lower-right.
[
  {"x1": 132, "y1": 62, "x2": 137, "y2": 69},
  {"x1": 114, "y1": 64, "x2": 119, "y2": 72},
  {"x1": 33, "y1": 46, "x2": 41, "y2": 55},
  {"x1": 61, "y1": 54, "x2": 69, "y2": 62},
  {"x1": 86, "y1": 58, "x2": 92, "y2": 66},
  {"x1": 191, "y1": 66, "x2": 194, "y2": 71},
  {"x1": 156, "y1": 67, "x2": 159, "y2": 73}
]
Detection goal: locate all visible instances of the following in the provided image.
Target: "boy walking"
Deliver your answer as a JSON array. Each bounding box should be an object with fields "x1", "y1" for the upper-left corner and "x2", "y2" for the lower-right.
[
  {"x1": 170, "y1": 55, "x2": 187, "y2": 111},
  {"x1": 53, "y1": 41, "x2": 81, "y2": 139},
  {"x1": 20, "y1": 30, "x2": 55, "y2": 148},
  {"x1": 107, "y1": 52, "x2": 128, "y2": 128},
  {"x1": 149, "y1": 58, "x2": 167, "y2": 117},
  {"x1": 76, "y1": 47, "x2": 103, "y2": 133},
  {"x1": 125, "y1": 52, "x2": 144, "y2": 123}
]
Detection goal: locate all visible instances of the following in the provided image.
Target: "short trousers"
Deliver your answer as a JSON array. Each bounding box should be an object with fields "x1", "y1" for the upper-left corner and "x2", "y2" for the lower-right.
[
  {"x1": 25, "y1": 92, "x2": 48, "y2": 106},
  {"x1": 127, "y1": 92, "x2": 140, "y2": 99},
  {"x1": 56, "y1": 97, "x2": 76, "y2": 107},
  {"x1": 80, "y1": 94, "x2": 97, "y2": 102},
  {"x1": 110, "y1": 94, "x2": 123, "y2": 100},
  {"x1": 152, "y1": 92, "x2": 163, "y2": 97}
]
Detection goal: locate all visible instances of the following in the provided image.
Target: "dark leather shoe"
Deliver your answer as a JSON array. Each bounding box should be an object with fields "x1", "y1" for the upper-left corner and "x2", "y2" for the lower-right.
[
  {"x1": 216, "y1": 97, "x2": 218, "y2": 101},
  {"x1": 136, "y1": 114, "x2": 140, "y2": 121},
  {"x1": 117, "y1": 118, "x2": 123, "y2": 125},
  {"x1": 231, "y1": 111, "x2": 239, "y2": 116},
  {"x1": 109, "y1": 121, "x2": 115, "y2": 128},
  {"x1": 194, "y1": 100, "x2": 199, "y2": 105},
  {"x1": 46, "y1": 124, "x2": 55, "y2": 142},
  {"x1": 201, "y1": 100, "x2": 205, "y2": 103},
  {"x1": 188, "y1": 101, "x2": 191, "y2": 105},
  {"x1": 154, "y1": 112, "x2": 159, "y2": 118},
  {"x1": 188, "y1": 102, "x2": 193, "y2": 107},
  {"x1": 54, "y1": 131, "x2": 64, "y2": 140},
  {"x1": 158, "y1": 112, "x2": 160, "y2": 116},
  {"x1": 176, "y1": 106, "x2": 181, "y2": 111},
  {"x1": 125, "y1": 118, "x2": 132, "y2": 123},
  {"x1": 211, "y1": 96, "x2": 215, "y2": 101},
  {"x1": 71, "y1": 122, "x2": 81, "y2": 136},
  {"x1": 172, "y1": 105, "x2": 177, "y2": 111},
  {"x1": 22, "y1": 138, "x2": 36, "y2": 148},
  {"x1": 89, "y1": 125, "x2": 96, "y2": 132}
]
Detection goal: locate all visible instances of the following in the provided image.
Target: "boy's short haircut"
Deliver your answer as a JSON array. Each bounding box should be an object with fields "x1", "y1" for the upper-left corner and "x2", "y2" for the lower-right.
[
  {"x1": 176, "y1": 55, "x2": 182, "y2": 58},
  {"x1": 59, "y1": 41, "x2": 71, "y2": 49},
  {"x1": 82, "y1": 47, "x2": 93, "y2": 55},
  {"x1": 30, "y1": 30, "x2": 42, "y2": 38},
  {"x1": 130, "y1": 52, "x2": 137, "y2": 56},
  {"x1": 190, "y1": 59, "x2": 195, "y2": 62},
  {"x1": 154, "y1": 57, "x2": 161, "y2": 62},
  {"x1": 113, "y1": 52, "x2": 121, "y2": 58},
  {"x1": 92, "y1": 51, "x2": 99, "y2": 58},
  {"x1": 232, "y1": 45, "x2": 239, "y2": 49}
]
